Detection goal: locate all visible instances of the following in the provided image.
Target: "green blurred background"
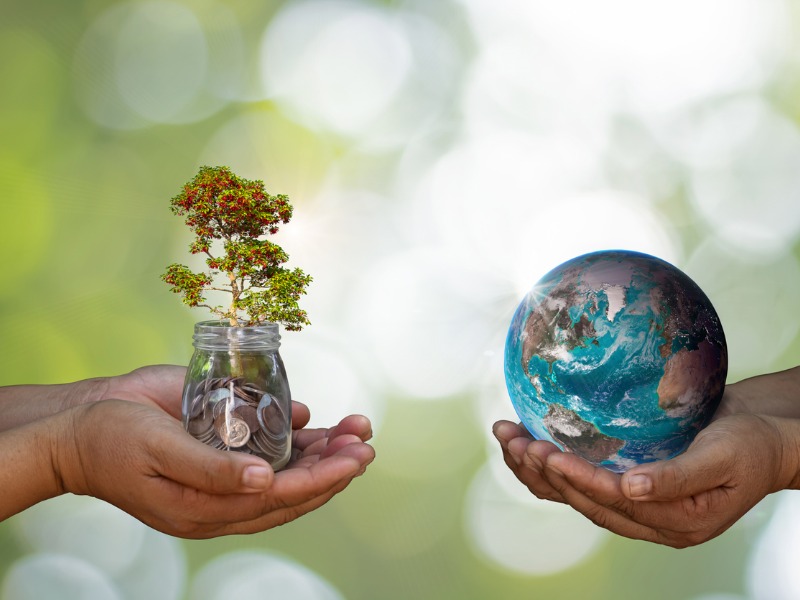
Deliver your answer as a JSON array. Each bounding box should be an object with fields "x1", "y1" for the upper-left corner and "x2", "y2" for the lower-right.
[{"x1": 2, "y1": 0, "x2": 800, "y2": 598}]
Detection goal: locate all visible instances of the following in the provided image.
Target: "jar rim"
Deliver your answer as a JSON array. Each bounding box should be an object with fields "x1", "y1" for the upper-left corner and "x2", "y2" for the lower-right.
[
  {"x1": 192, "y1": 320, "x2": 281, "y2": 350},
  {"x1": 194, "y1": 319, "x2": 280, "y2": 332}
]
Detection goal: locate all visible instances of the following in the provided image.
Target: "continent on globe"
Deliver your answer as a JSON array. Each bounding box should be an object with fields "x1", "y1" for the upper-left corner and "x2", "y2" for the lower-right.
[
  {"x1": 542, "y1": 404, "x2": 624, "y2": 465},
  {"x1": 504, "y1": 250, "x2": 728, "y2": 473}
]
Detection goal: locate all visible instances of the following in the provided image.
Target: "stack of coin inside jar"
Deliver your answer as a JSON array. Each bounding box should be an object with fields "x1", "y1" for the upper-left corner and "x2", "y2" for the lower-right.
[{"x1": 186, "y1": 376, "x2": 288, "y2": 461}]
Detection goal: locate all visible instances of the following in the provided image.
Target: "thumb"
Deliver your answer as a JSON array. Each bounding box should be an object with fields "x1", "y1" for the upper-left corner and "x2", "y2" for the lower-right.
[
  {"x1": 621, "y1": 443, "x2": 732, "y2": 501},
  {"x1": 150, "y1": 428, "x2": 275, "y2": 494}
]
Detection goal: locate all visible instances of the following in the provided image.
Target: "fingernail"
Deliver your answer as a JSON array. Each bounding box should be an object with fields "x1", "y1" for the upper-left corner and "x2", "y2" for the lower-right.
[
  {"x1": 628, "y1": 474, "x2": 652, "y2": 497},
  {"x1": 242, "y1": 465, "x2": 271, "y2": 489}
]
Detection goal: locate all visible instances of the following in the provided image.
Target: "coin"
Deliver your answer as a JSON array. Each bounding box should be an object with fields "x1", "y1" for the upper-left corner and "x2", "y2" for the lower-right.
[
  {"x1": 233, "y1": 404, "x2": 260, "y2": 433},
  {"x1": 187, "y1": 410, "x2": 212, "y2": 436},
  {"x1": 257, "y1": 393, "x2": 288, "y2": 439},
  {"x1": 214, "y1": 415, "x2": 251, "y2": 448}
]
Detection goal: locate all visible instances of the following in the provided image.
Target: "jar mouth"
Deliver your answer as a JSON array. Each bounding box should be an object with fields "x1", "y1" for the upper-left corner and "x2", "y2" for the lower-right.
[{"x1": 192, "y1": 320, "x2": 281, "y2": 351}]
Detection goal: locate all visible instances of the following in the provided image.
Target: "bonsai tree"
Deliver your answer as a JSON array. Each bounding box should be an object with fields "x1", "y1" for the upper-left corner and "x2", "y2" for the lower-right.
[{"x1": 162, "y1": 165, "x2": 311, "y2": 330}]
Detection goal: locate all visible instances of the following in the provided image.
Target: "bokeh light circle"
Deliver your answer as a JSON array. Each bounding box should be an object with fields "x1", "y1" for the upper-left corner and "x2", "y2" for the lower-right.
[
  {"x1": 113, "y1": 1, "x2": 209, "y2": 122},
  {"x1": 679, "y1": 98, "x2": 800, "y2": 256},
  {"x1": 746, "y1": 493, "x2": 800, "y2": 600},
  {"x1": 278, "y1": 326, "x2": 385, "y2": 432},
  {"x1": 12, "y1": 495, "x2": 144, "y2": 576},
  {"x1": 197, "y1": 110, "x2": 333, "y2": 202},
  {"x1": 189, "y1": 551, "x2": 342, "y2": 600},
  {"x1": 682, "y1": 239, "x2": 800, "y2": 380},
  {"x1": 458, "y1": 0, "x2": 786, "y2": 115},
  {"x1": 111, "y1": 528, "x2": 187, "y2": 600},
  {"x1": 347, "y1": 246, "x2": 507, "y2": 400},
  {"x1": 1, "y1": 554, "x2": 122, "y2": 600},
  {"x1": 260, "y1": 0, "x2": 412, "y2": 136},
  {"x1": 464, "y1": 462, "x2": 608, "y2": 575},
  {"x1": 74, "y1": 1, "x2": 228, "y2": 128},
  {"x1": 413, "y1": 132, "x2": 679, "y2": 296}
]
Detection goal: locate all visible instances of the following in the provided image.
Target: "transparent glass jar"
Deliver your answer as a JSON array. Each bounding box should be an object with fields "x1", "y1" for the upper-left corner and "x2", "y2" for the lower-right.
[{"x1": 182, "y1": 320, "x2": 292, "y2": 470}]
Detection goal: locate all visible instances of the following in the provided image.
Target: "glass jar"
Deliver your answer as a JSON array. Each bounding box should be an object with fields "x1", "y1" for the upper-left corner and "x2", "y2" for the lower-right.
[{"x1": 181, "y1": 320, "x2": 292, "y2": 470}]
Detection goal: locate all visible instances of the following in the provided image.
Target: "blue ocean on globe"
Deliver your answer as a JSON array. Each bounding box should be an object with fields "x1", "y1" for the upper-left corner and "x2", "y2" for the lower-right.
[{"x1": 504, "y1": 250, "x2": 728, "y2": 473}]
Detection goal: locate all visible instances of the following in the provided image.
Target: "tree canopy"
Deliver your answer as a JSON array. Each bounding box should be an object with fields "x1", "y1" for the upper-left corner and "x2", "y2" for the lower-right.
[{"x1": 162, "y1": 166, "x2": 311, "y2": 329}]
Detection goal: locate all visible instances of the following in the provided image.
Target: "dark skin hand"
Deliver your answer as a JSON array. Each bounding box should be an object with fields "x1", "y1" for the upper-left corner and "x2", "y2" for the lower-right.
[
  {"x1": 493, "y1": 367, "x2": 800, "y2": 548},
  {"x1": 1, "y1": 365, "x2": 375, "y2": 539}
]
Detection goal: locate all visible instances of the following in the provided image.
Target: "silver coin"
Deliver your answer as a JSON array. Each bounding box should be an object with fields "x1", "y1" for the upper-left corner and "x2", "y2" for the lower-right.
[
  {"x1": 187, "y1": 411, "x2": 213, "y2": 436},
  {"x1": 216, "y1": 416, "x2": 251, "y2": 448},
  {"x1": 188, "y1": 392, "x2": 205, "y2": 419},
  {"x1": 212, "y1": 394, "x2": 249, "y2": 420},
  {"x1": 257, "y1": 394, "x2": 288, "y2": 439}
]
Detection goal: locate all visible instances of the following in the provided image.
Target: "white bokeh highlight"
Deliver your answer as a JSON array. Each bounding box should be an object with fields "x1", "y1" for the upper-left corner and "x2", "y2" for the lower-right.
[
  {"x1": 459, "y1": 0, "x2": 786, "y2": 117},
  {"x1": 677, "y1": 98, "x2": 800, "y2": 257},
  {"x1": 746, "y1": 493, "x2": 800, "y2": 600},
  {"x1": 114, "y1": 1, "x2": 209, "y2": 122},
  {"x1": 682, "y1": 239, "x2": 800, "y2": 380},
  {"x1": 465, "y1": 462, "x2": 609, "y2": 575},
  {"x1": 347, "y1": 246, "x2": 510, "y2": 400},
  {"x1": 260, "y1": 0, "x2": 412, "y2": 137},
  {"x1": 12, "y1": 495, "x2": 145, "y2": 577},
  {"x1": 73, "y1": 0, "x2": 239, "y2": 128},
  {"x1": 413, "y1": 132, "x2": 679, "y2": 296},
  {"x1": 10, "y1": 495, "x2": 186, "y2": 600},
  {"x1": 1, "y1": 554, "x2": 122, "y2": 600},
  {"x1": 279, "y1": 325, "x2": 385, "y2": 431},
  {"x1": 189, "y1": 551, "x2": 342, "y2": 600}
]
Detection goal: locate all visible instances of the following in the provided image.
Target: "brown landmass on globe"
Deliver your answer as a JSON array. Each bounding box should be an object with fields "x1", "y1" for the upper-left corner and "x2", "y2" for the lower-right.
[
  {"x1": 521, "y1": 284, "x2": 598, "y2": 376},
  {"x1": 657, "y1": 339, "x2": 727, "y2": 417},
  {"x1": 543, "y1": 403, "x2": 625, "y2": 464}
]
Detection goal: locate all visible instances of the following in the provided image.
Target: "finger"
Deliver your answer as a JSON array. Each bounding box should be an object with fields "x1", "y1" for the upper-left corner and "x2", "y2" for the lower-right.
[
  {"x1": 148, "y1": 445, "x2": 372, "y2": 533},
  {"x1": 543, "y1": 455, "x2": 661, "y2": 543},
  {"x1": 492, "y1": 420, "x2": 534, "y2": 471},
  {"x1": 328, "y1": 415, "x2": 373, "y2": 442},
  {"x1": 620, "y1": 439, "x2": 734, "y2": 502},
  {"x1": 291, "y1": 401, "x2": 310, "y2": 430},
  {"x1": 319, "y1": 434, "x2": 368, "y2": 460},
  {"x1": 492, "y1": 420, "x2": 531, "y2": 445},
  {"x1": 148, "y1": 427, "x2": 275, "y2": 494},
  {"x1": 291, "y1": 432, "x2": 365, "y2": 461},
  {"x1": 290, "y1": 437, "x2": 376, "y2": 471},
  {"x1": 217, "y1": 470, "x2": 360, "y2": 537},
  {"x1": 546, "y1": 451, "x2": 737, "y2": 536},
  {"x1": 272, "y1": 452, "x2": 369, "y2": 508},
  {"x1": 292, "y1": 415, "x2": 374, "y2": 451},
  {"x1": 517, "y1": 441, "x2": 567, "y2": 502},
  {"x1": 139, "y1": 481, "x2": 289, "y2": 529}
]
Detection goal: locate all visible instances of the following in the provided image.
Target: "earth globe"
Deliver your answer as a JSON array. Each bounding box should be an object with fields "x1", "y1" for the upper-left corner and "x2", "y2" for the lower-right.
[{"x1": 504, "y1": 250, "x2": 728, "y2": 473}]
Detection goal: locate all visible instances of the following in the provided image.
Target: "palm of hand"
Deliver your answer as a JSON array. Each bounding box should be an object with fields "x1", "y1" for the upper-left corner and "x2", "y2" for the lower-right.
[
  {"x1": 494, "y1": 399, "x2": 784, "y2": 547},
  {"x1": 68, "y1": 365, "x2": 374, "y2": 538}
]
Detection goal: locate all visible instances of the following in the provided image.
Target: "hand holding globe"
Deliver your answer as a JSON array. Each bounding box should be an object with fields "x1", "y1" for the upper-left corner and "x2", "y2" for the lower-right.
[{"x1": 495, "y1": 250, "x2": 800, "y2": 547}]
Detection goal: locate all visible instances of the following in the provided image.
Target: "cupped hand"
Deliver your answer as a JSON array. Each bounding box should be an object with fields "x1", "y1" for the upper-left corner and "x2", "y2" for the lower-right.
[
  {"x1": 57, "y1": 399, "x2": 374, "y2": 539},
  {"x1": 493, "y1": 412, "x2": 795, "y2": 548},
  {"x1": 105, "y1": 364, "x2": 314, "y2": 430}
]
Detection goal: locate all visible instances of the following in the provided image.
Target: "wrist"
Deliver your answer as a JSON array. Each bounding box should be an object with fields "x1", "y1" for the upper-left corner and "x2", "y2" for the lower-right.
[
  {"x1": 0, "y1": 411, "x2": 77, "y2": 520},
  {"x1": 49, "y1": 403, "x2": 93, "y2": 497},
  {"x1": 61, "y1": 377, "x2": 113, "y2": 409},
  {"x1": 764, "y1": 415, "x2": 800, "y2": 492}
]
